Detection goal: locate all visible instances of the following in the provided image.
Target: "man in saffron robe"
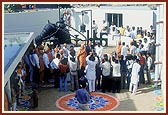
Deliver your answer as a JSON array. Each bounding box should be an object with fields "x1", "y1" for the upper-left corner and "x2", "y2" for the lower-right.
[{"x1": 77, "y1": 43, "x2": 87, "y2": 69}]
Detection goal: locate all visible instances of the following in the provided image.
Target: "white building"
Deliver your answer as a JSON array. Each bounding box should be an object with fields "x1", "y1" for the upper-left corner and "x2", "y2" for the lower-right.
[
  {"x1": 155, "y1": 4, "x2": 166, "y2": 110},
  {"x1": 70, "y1": 5, "x2": 156, "y2": 40}
]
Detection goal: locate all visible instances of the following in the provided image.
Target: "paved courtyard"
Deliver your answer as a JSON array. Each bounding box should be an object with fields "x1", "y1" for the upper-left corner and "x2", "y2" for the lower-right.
[{"x1": 30, "y1": 83, "x2": 160, "y2": 112}]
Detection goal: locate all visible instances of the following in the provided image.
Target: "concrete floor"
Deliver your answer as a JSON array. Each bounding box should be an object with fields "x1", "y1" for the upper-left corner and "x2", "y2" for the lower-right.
[{"x1": 30, "y1": 83, "x2": 156, "y2": 112}]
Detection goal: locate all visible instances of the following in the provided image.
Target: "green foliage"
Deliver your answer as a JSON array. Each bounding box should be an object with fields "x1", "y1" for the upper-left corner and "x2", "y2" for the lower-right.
[{"x1": 4, "y1": 4, "x2": 23, "y2": 13}]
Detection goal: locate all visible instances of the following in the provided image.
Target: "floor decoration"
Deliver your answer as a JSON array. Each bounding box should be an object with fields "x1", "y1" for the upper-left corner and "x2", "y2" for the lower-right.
[
  {"x1": 154, "y1": 89, "x2": 164, "y2": 111},
  {"x1": 56, "y1": 92, "x2": 120, "y2": 111}
]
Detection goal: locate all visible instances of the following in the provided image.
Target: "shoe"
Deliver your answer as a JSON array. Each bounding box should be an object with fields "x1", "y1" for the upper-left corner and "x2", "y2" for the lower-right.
[
  {"x1": 70, "y1": 89, "x2": 74, "y2": 92},
  {"x1": 101, "y1": 90, "x2": 105, "y2": 93},
  {"x1": 54, "y1": 86, "x2": 59, "y2": 88},
  {"x1": 132, "y1": 93, "x2": 136, "y2": 95},
  {"x1": 146, "y1": 82, "x2": 151, "y2": 85},
  {"x1": 97, "y1": 86, "x2": 100, "y2": 90}
]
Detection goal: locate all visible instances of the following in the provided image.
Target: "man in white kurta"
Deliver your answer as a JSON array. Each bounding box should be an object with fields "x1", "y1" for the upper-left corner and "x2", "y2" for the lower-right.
[
  {"x1": 101, "y1": 20, "x2": 108, "y2": 33},
  {"x1": 130, "y1": 42, "x2": 137, "y2": 56},
  {"x1": 95, "y1": 43, "x2": 104, "y2": 60},
  {"x1": 121, "y1": 42, "x2": 128, "y2": 60},
  {"x1": 129, "y1": 59, "x2": 141, "y2": 95},
  {"x1": 85, "y1": 54, "x2": 98, "y2": 93}
]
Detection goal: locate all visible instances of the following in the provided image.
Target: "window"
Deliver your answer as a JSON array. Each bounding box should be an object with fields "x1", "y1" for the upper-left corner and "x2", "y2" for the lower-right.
[{"x1": 106, "y1": 13, "x2": 123, "y2": 27}]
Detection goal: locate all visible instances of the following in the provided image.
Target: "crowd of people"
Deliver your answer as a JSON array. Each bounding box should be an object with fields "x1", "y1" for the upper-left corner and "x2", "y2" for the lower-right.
[
  {"x1": 93, "y1": 20, "x2": 156, "y2": 44},
  {"x1": 10, "y1": 22, "x2": 156, "y2": 110}
]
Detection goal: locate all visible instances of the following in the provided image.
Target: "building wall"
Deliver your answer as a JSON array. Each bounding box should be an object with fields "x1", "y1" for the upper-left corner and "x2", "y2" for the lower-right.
[
  {"x1": 155, "y1": 4, "x2": 165, "y2": 100},
  {"x1": 72, "y1": 7, "x2": 154, "y2": 38}
]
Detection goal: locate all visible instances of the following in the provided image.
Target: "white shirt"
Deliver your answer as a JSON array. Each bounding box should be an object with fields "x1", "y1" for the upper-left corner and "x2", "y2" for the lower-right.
[
  {"x1": 142, "y1": 42, "x2": 149, "y2": 51},
  {"x1": 32, "y1": 53, "x2": 40, "y2": 69},
  {"x1": 121, "y1": 45, "x2": 128, "y2": 60},
  {"x1": 101, "y1": 22, "x2": 108, "y2": 33},
  {"x1": 109, "y1": 25, "x2": 116, "y2": 34},
  {"x1": 124, "y1": 29, "x2": 131, "y2": 37},
  {"x1": 92, "y1": 23, "x2": 98, "y2": 33},
  {"x1": 29, "y1": 54, "x2": 35, "y2": 67},
  {"x1": 130, "y1": 30, "x2": 137, "y2": 39},
  {"x1": 112, "y1": 62, "x2": 121, "y2": 77},
  {"x1": 68, "y1": 57, "x2": 78, "y2": 73},
  {"x1": 95, "y1": 45, "x2": 104, "y2": 59},
  {"x1": 50, "y1": 58, "x2": 60, "y2": 69},
  {"x1": 85, "y1": 55, "x2": 98, "y2": 80},
  {"x1": 147, "y1": 56, "x2": 152, "y2": 70},
  {"x1": 100, "y1": 61, "x2": 111, "y2": 77},
  {"x1": 126, "y1": 60, "x2": 134, "y2": 69},
  {"x1": 130, "y1": 45, "x2": 137, "y2": 56},
  {"x1": 131, "y1": 62, "x2": 141, "y2": 84},
  {"x1": 63, "y1": 47, "x2": 69, "y2": 58},
  {"x1": 51, "y1": 49, "x2": 55, "y2": 57},
  {"x1": 43, "y1": 53, "x2": 50, "y2": 68}
]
